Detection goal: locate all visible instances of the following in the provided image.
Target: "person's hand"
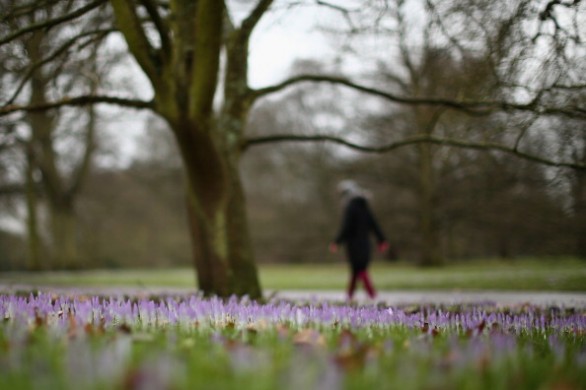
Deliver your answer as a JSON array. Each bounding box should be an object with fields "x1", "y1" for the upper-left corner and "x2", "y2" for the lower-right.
[
  {"x1": 329, "y1": 243, "x2": 338, "y2": 253},
  {"x1": 378, "y1": 241, "x2": 389, "y2": 253}
]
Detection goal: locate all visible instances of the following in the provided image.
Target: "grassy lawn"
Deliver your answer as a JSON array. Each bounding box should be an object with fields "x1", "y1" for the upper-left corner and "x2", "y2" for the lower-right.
[{"x1": 1, "y1": 257, "x2": 585, "y2": 292}]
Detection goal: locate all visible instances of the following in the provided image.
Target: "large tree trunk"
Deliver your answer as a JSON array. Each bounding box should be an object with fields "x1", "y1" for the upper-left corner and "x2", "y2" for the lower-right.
[
  {"x1": 23, "y1": 23, "x2": 95, "y2": 271},
  {"x1": 574, "y1": 170, "x2": 586, "y2": 259},
  {"x1": 417, "y1": 141, "x2": 443, "y2": 266},
  {"x1": 175, "y1": 123, "x2": 262, "y2": 298},
  {"x1": 575, "y1": 137, "x2": 586, "y2": 259},
  {"x1": 49, "y1": 200, "x2": 78, "y2": 269},
  {"x1": 25, "y1": 144, "x2": 42, "y2": 271},
  {"x1": 111, "y1": 0, "x2": 265, "y2": 298},
  {"x1": 224, "y1": 154, "x2": 262, "y2": 297}
]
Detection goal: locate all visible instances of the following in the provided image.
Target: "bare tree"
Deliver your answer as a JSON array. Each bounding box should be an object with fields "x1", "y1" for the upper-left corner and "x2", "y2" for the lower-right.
[{"x1": 1, "y1": 0, "x2": 113, "y2": 269}]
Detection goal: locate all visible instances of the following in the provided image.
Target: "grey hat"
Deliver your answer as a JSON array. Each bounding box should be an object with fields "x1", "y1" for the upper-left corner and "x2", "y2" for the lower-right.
[
  {"x1": 337, "y1": 180, "x2": 360, "y2": 196},
  {"x1": 337, "y1": 180, "x2": 365, "y2": 206}
]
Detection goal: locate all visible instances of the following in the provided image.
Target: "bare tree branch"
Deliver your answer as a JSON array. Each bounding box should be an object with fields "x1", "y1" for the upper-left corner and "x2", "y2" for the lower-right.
[
  {"x1": 68, "y1": 106, "x2": 96, "y2": 198},
  {"x1": 67, "y1": 58, "x2": 100, "y2": 198},
  {"x1": 315, "y1": 0, "x2": 352, "y2": 14},
  {"x1": 0, "y1": 183, "x2": 27, "y2": 196},
  {"x1": 223, "y1": 5, "x2": 236, "y2": 36},
  {"x1": 248, "y1": 74, "x2": 586, "y2": 119},
  {"x1": 425, "y1": 0, "x2": 468, "y2": 57},
  {"x1": 0, "y1": 95, "x2": 153, "y2": 117},
  {"x1": 0, "y1": 0, "x2": 107, "y2": 47},
  {"x1": 552, "y1": 83, "x2": 586, "y2": 90},
  {"x1": 513, "y1": 115, "x2": 538, "y2": 152},
  {"x1": 110, "y1": 0, "x2": 161, "y2": 86},
  {"x1": 3, "y1": 28, "x2": 115, "y2": 106},
  {"x1": 243, "y1": 133, "x2": 585, "y2": 170},
  {"x1": 138, "y1": 0, "x2": 171, "y2": 57},
  {"x1": 239, "y1": 0, "x2": 274, "y2": 38},
  {"x1": 189, "y1": 0, "x2": 223, "y2": 121},
  {"x1": 248, "y1": 75, "x2": 487, "y2": 115},
  {"x1": 315, "y1": 0, "x2": 357, "y2": 31},
  {"x1": 0, "y1": 0, "x2": 56, "y2": 22},
  {"x1": 395, "y1": 0, "x2": 418, "y2": 84}
]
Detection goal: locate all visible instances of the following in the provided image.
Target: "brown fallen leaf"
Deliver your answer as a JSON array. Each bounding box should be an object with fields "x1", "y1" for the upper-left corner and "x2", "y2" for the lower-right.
[
  {"x1": 293, "y1": 328, "x2": 326, "y2": 347},
  {"x1": 118, "y1": 323, "x2": 132, "y2": 334},
  {"x1": 334, "y1": 345, "x2": 376, "y2": 372}
]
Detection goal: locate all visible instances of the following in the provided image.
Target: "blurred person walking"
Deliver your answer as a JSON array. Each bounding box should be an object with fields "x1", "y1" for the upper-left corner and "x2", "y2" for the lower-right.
[{"x1": 330, "y1": 180, "x2": 389, "y2": 301}]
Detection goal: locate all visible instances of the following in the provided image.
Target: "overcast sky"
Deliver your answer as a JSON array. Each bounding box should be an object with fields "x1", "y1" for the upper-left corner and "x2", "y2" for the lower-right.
[{"x1": 247, "y1": 4, "x2": 341, "y2": 87}]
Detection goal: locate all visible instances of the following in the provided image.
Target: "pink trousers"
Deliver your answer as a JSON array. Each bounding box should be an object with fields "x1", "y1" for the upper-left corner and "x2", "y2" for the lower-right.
[{"x1": 347, "y1": 270, "x2": 376, "y2": 300}]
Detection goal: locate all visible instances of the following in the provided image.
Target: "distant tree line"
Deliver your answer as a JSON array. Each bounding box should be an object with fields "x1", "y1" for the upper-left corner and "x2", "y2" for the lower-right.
[
  {"x1": 0, "y1": 1, "x2": 584, "y2": 298},
  {"x1": 1, "y1": 90, "x2": 582, "y2": 270}
]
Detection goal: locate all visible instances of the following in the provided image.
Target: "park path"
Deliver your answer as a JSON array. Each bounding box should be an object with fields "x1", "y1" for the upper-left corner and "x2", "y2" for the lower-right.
[
  {"x1": 1, "y1": 283, "x2": 585, "y2": 308},
  {"x1": 272, "y1": 290, "x2": 586, "y2": 308}
]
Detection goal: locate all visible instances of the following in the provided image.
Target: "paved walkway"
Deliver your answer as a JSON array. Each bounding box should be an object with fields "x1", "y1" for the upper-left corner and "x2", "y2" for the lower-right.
[
  {"x1": 271, "y1": 290, "x2": 586, "y2": 308},
  {"x1": 1, "y1": 283, "x2": 585, "y2": 308}
]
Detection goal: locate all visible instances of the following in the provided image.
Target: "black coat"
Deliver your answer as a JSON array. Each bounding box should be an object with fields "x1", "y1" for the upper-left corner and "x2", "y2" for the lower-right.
[{"x1": 334, "y1": 196, "x2": 386, "y2": 272}]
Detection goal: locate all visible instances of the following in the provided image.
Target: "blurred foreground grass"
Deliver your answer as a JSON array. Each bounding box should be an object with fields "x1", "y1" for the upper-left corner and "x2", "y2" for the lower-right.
[{"x1": 1, "y1": 257, "x2": 585, "y2": 292}]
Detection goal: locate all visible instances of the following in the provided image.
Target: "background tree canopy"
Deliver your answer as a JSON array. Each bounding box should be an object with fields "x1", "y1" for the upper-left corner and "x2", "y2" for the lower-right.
[{"x1": 0, "y1": 0, "x2": 584, "y2": 297}]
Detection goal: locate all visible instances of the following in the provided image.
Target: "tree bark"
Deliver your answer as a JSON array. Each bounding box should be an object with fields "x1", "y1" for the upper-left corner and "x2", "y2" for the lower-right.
[
  {"x1": 110, "y1": 0, "x2": 265, "y2": 297},
  {"x1": 574, "y1": 170, "x2": 586, "y2": 259},
  {"x1": 50, "y1": 200, "x2": 79, "y2": 269},
  {"x1": 224, "y1": 152, "x2": 262, "y2": 298},
  {"x1": 174, "y1": 123, "x2": 262, "y2": 298},
  {"x1": 417, "y1": 140, "x2": 443, "y2": 266},
  {"x1": 25, "y1": 144, "x2": 42, "y2": 271},
  {"x1": 25, "y1": 24, "x2": 87, "y2": 270}
]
